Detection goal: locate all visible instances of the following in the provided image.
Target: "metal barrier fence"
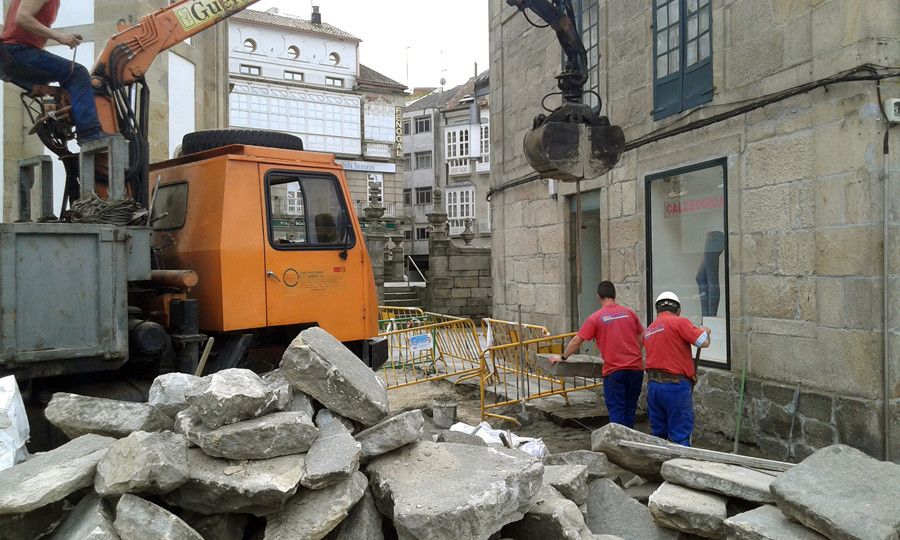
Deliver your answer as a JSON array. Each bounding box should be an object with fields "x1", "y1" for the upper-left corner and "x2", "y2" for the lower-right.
[
  {"x1": 378, "y1": 316, "x2": 483, "y2": 389},
  {"x1": 480, "y1": 332, "x2": 603, "y2": 425},
  {"x1": 481, "y1": 318, "x2": 550, "y2": 347},
  {"x1": 377, "y1": 306, "x2": 427, "y2": 332}
]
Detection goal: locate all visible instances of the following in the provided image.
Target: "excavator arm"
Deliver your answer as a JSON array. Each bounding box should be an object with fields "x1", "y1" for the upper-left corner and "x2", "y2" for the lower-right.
[
  {"x1": 505, "y1": 0, "x2": 624, "y2": 180},
  {"x1": 92, "y1": 0, "x2": 261, "y2": 135}
]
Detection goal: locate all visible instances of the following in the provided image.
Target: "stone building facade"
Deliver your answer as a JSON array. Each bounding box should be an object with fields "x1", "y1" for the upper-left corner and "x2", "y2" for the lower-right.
[
  {"x1": 489, "y1": 0, "x2": 898, "y2": 460},
  {"x1": 1, "y1": 0, "x2": 228, "y2": 220},
  {"x1": 228, "y1": 7, "x2": 407, "y2": 222}
]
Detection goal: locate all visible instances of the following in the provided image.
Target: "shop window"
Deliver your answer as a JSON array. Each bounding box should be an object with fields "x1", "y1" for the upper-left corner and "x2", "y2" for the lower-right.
[
  {"x1": 652, "y1": 0, "x2": 713, "y2": 120},
  {"x1": 239, "y1": 64, "x2": 261, "y2": 76},
  {"x1": 645, "y1": 158, "x2": 729, "y2": 366}
]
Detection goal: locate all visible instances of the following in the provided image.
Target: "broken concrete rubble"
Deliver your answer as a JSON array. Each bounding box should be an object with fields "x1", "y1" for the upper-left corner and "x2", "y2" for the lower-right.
[
  {"x1": 543, "y1": 464, "x2": 589, "y2": 505},
  {"x1": 286, "y1": 389, "x2": 316, "y2": 419},
  {"x1": 166, "y1": 448, "x2": 304, "y2": 516},
  {"x1": 367, "y1": 441, "x2": 543, "y2": 540},
  {"x1": 1, "y1": 499, "x2": 69, "y2": 540},
  {"x1": 315, "y1": 408, "x2": 358, "y2": 434},
  {"x1": 45, "y1": 393, "x2": 173, "y2": 439},
  {"x1": 535, "y1": 353, "x2": 604, "y2": 378},
  {"x1": 590, "y1": 423, "x2": 670, "y2": 481},
  {"x1": 501, "y1": 484, "x2": 594, "y2": 540},
  {"x1": 584, "y1": 478, "x2": 677, "y2": 540},
  {"x1": 647, "y1": 481, "x2": 727, "y2": 539},
  {"x1": 48, "y1": 493, "x2": 116, "y2": 540},
  {"x1": 436, "y1": 429, "x2": 487, "y2": 446},
  {"x1": 302, "y1": 420, "x2": 361, "y2": 490},
  {"x1": 0, "y1": 433, "x2": 114, "y2": 514},
  {"x1": 94, "y1": 430, "x2": 190, "y2": 497},
  {"x1": 265, "y1": 471, "x2": 367, "y2": 540},
  {"x1": 724, "y1": 505, "x2": 827, "y2": 540},
  {"x1": 261, "y1": 369, "x2": 294, "y2": 411},
  {"x1": 660, "y1": 458, "x2": 777, "y2": 503},
  {"x1": 182, "y1": 411, "x2": 318, "y2": 460},
  {"x1": 770, "y1": 444, "x2": 900, "y2": 540},
  {"x1": 355, "y1": 409, "x2": 425, "y2": 462},
  {"x1": 184, "y1": 368, "x2": 277, "y2": 429},
  {"x1": 281, "y1": 327, "x2": 389, "y2": 427},
  {"x1": 623, "y1": 481, "x2": 661, "y2": 505},
  {"x1": 326, "y1": 489, "x2": 384, "y2": 540},
  {"x1": 180, "y1": 511, "x2": 248, "y2": 540},
  {"x1": 543, "y1": 449, "x2": 629, "y2": 483},
  {"x1": 113, "y1": 494, "x2": 202, "y2": 540},
  {"x1": 149, "y1": 373, "x2": 201, "y2": 417}
]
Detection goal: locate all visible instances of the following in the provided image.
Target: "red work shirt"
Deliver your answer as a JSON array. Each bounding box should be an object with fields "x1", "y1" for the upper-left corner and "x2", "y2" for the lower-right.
[
  {"x1": 577, "y1": 303, "x2": 644, "y2": 377},
  {"x1": 643, "y1": 311, "x2": 705, "y2": 380},
  {"x1": 2, "y1": 0, "x2": 60, "y2": 49}
]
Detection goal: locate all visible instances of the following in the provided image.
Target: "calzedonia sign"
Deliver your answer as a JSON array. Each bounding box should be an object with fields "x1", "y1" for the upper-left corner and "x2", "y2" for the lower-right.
[
  {"x1": 174, "y1": 0, "x2": 256, "y2": 32},
  {"x1": 664, "y1": 194, "x2": 724, "y2": 218}
]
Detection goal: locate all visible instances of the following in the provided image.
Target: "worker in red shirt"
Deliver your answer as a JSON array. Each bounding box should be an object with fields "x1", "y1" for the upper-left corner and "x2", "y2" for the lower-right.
[
  {"x1": 643, "y1": 291, "x2": 711, "y2": 446},
  {"x1": 1, "y1": 0, "x2": 104, "y2": 143},
  {"x1": 551, "y1": 281, "x2": 645, "y2": 428}
]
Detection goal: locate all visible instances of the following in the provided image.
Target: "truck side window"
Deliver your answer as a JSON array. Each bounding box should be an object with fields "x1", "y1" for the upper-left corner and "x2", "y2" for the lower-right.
[
  {"x1": 267, "y1": 172, "x2": 355, "y2": 249},
  {"x1": 150, "y1": 182, "x2": 188, "y2": 230}
]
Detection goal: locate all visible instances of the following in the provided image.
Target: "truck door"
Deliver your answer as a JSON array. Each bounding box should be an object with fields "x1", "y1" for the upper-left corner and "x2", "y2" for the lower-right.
[{"x1": 259, "y1": 166, "x2": 366, "y2": 341}]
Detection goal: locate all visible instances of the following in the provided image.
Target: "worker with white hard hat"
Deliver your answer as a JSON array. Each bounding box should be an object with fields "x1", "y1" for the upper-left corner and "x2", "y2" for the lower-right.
[{"x1": 642, "y1": 291, "x2": 711, "y2": 446}]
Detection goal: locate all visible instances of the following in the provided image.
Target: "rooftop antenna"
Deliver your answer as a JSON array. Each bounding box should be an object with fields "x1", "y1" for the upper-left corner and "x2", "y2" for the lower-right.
[
  {"x1": 439, "y1": 49, "x2": 447, "y2": 91},
  {"x1": 406, "y1": 45, "x2": 411, "y2": 89}
]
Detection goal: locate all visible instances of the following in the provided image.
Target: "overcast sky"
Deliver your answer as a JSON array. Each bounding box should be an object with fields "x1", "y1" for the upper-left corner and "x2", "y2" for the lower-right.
[{"x1": 249, "y1": 0, "x2": 489, "y2": 90}]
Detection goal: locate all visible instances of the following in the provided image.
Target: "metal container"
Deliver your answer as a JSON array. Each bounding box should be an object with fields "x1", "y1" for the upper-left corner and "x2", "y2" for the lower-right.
[
  {"x1": 432, "y1": 399, "x2": 458, "y2": 429},
  {"x1": 0, "y1": 223, "x2": 141, "y2": 379}
]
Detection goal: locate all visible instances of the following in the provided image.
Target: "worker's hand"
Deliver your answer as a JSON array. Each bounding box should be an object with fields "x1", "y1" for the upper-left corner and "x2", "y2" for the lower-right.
[
  {"x1": 548, "y1": 355, "x2": 564, "y2": 365},
  {"x1": 702, "y1": 326, "x2": 712, "y2": 336},
  {"x1": 55, "y1": 33, "x2": 82, "y2": 48}
]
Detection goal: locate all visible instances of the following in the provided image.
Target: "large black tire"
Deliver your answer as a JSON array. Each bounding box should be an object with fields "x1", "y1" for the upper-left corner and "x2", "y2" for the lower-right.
[{"x1": 181, "y1": 129, "x2": 304, "y2": 155}]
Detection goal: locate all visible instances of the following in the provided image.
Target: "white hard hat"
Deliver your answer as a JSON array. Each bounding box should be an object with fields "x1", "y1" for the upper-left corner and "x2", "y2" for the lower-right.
[{"x1": 655, "y1": 291, "x2": 681, "y2": 305}]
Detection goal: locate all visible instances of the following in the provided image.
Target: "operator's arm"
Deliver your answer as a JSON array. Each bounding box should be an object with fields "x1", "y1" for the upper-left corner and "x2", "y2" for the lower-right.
[
  {"x1": 15, "y1": 0, "x2": 81, "y2": 47},
  {"x1": 550, "y1": 335, "x2": 585, "y2": 364}
]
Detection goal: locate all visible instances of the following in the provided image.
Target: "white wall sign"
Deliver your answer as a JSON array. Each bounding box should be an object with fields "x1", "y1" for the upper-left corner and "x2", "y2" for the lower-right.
[{"x1": 336, "y1": 159, "x2": 396, "y2": 174}]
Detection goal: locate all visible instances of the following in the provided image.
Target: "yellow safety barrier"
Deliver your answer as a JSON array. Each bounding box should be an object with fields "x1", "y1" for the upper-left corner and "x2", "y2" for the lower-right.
[
  {"x1": 480, "y1": 332, "x2": 603, "y2": 425},
  {"x1": 379, "y1": 316, "x2": 484, "y2": 389},
  {"x1": 481, "y1": 318, "x2": 551, "y2": 347}
]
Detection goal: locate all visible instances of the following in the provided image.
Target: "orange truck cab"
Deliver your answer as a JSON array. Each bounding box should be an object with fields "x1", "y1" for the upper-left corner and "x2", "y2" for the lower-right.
[{"x1": 148, "y1": 142, "x2": 386, "y2": 371}]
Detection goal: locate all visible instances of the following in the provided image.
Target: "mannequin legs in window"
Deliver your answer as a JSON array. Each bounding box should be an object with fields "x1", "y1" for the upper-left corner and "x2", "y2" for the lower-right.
[{"x1": 695, "y1": 231, "x2": 725, "y2": 317}]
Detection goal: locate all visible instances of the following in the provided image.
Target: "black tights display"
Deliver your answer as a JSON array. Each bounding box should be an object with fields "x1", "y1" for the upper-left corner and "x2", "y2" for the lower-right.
[{"x1": 696, "y1": 231, "x2": 725, "y2": 317}]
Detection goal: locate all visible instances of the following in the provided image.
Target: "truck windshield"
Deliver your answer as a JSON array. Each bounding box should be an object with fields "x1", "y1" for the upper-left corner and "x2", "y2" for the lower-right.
[{"x1": 266, "y1": 172, "x2": 355, "y2": 249}]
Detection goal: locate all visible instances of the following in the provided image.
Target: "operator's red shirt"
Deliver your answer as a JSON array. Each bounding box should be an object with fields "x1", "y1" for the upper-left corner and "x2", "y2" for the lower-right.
[
  {"x1": 577, "y1": 303, "x2": 644, "y2": 377},
  {"x1": 643, "y1": 311, "x2": 705, "y2": 380},
  {"x1": 2, "y1": 0, "x2": 60, "y2": 49}
]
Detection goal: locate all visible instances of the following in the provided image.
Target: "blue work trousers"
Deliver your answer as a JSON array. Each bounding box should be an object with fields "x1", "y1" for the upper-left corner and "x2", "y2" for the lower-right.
[
  {"x1": 5, "y1": 44, "x2": 102, "y2": 140},
  {"x1": 647, "y1": 379, "x2": 694, "y2": 446},
  {"x1": 603, "y1": 369, "x2": 644, "y2": 428}
]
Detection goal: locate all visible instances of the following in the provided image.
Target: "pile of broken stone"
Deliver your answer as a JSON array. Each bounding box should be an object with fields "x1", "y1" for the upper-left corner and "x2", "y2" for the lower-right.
[{"x1": 1, "y1": 325, "x2": 898, "y2": 540}]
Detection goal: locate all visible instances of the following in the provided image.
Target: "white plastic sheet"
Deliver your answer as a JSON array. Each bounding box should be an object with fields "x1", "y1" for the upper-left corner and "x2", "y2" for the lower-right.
[
  {"x1": 448, "y1": 421, "x2": 548, "y2": 458},
  {"x1": 0, "y1": 375, "x2": 29, "y2": 471}
]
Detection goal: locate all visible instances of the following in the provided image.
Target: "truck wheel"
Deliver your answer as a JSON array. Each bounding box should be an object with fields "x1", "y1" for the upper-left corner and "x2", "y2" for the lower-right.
[{"x1": 180, "y1": 129, "x2": 304, "y2": 154}]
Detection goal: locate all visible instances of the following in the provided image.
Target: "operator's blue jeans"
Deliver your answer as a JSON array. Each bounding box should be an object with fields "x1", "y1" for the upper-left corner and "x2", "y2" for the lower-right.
[
  {"x1": 5, "y1": 44, "x2": 103, "y2": 141},
  {"x1": 647, "y1": 379, "x2": 694, "y2": 446},
  {"x1": 603, "y1": 369, "x2": 643, "y2": 428}
]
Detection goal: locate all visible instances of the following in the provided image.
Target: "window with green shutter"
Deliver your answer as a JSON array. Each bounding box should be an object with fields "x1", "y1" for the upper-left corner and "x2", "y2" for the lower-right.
[{"x1": 652, "y1": 0, "x2": 713, "y2": 120}]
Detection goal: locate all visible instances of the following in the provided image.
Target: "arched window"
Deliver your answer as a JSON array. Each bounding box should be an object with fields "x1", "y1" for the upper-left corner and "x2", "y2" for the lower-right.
[
  {"x1": 287, "y1": 45, "x2": 300, "y2": 59},
  {"x1": 327, "y1": 52, "x2": 340, "y2": 65},
  {"x1": 243, "y1": 38, "x2": 257, "y2": 53}
]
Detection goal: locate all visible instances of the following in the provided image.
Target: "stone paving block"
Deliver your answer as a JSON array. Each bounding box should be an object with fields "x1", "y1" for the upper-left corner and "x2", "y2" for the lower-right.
[
  {"x1": 45, "y1": 393, "x2": 173, "y2": 439},
  {"x1": 0, "y1": 433, "x2": 115, "y2": 514},
  {"x1": 183, "y1": 411, "x2": 318, "y2": 460},
  {"x1": 770, "y1": 444, "x2": 900, "y2": 540},
  {"x1": 535, "y1": 353, "x2": 604, "y2": 378},
  {"x1": 647, "y1": 481, "x2": 727, "y2": 539},
  {"x1": 543, "y1": 449, "x2": 629, "y2": 482},
  {"x1": 165, "y1": 448, "x2": 304, "y2": 516},
  {"x1": 48, "y1": 493, "x2": 116, "y2": 540},
  {"x1": 302, "y1": 421, "x2": 361, "y2": 490},
  {"x1": 585, "y1": 478, "x2": 677, "y2": 540},
  {"x1": 114, "y1": 494, "x2": 201, "y2": 540},
  {"x1": 149, "y1": 373, "x2": 202, "y2": 417},
  {"x1": 265, "y1": 471, "x2": 367, "y2": 540},
  {"x1": 281, "y1": 327, "x2": 389, "y2": 427},
  {"x1": 724, "y1": 505, "x2": 827, "y2": 540},
  {"x1": 95, "y1": 430, "x2": 189, "y2": 497},
  {"x1": 355, "y1": 409, "x2": 425, "y2": 462},
  {"x1": 543, "y1": 464, "x2": 589, "y2": 505},
  {"x1": 367, "y1": 442, "x2": 543, "y2": 540},
  {"x1": 590, "y1": 423, "x2": 670, "y2": 481},
  {"x1": 185, "y1": 369, "x2": 277, "y2": 429},
  {"x1": 660, "y1": 458, "x2": 778, "y2": 503}
]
